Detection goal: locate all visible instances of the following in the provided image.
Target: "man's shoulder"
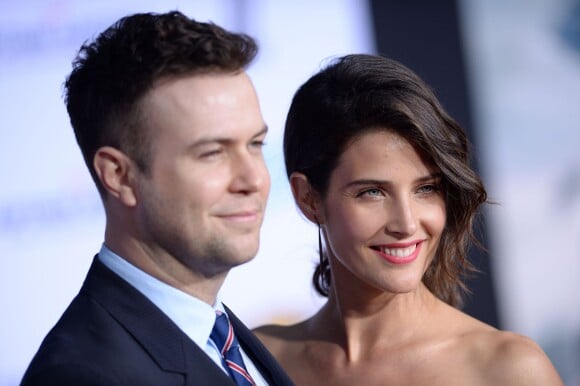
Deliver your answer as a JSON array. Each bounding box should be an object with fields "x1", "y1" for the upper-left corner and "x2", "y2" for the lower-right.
[
  {"x1": 21, "y1": 293, "x2": 132, "y2": 377},
  {"x1": 21, "y1": 292, "x2": 185, "y2": 385},
  {"x1": 21, "y1": 361, "x2": 119, "y2": 386}
]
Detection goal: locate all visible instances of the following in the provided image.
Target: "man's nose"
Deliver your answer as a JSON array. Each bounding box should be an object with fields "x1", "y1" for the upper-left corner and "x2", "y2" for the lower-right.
[{"x1": 229, "y1": 151, "x2": 269, "y2": 195}]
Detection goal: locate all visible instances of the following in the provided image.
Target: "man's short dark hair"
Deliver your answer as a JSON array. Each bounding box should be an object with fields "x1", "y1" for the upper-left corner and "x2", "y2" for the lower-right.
[{"x1": 65, "y1": 11, "x2": 258, "y2": 196}]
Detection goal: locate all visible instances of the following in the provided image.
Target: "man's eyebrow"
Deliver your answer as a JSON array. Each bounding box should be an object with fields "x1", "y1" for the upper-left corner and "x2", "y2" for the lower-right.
[
  {"x1": 251, "y1": 125, "x2": 268, "y2": 139},
  {"x1": 188, "y1": 125, "x2": 269, "y2": 148}
]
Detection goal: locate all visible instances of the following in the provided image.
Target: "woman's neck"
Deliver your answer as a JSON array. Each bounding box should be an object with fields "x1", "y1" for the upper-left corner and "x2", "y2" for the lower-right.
[{"x1": 311, "y1": 283, "x2": 440, "y2": 363}]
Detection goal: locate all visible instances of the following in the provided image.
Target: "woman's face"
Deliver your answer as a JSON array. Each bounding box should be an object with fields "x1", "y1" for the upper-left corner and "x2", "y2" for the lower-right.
[{"x1": 319, "y1": 130, "x2": 446, "y2": 296}]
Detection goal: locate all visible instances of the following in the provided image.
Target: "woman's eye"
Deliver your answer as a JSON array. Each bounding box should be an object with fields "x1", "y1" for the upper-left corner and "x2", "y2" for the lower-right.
[
  {"x1": 417, "y1": 184, "x2": 440, "y2": 194},
  {"x1": 359, "y1": 188, "x2": 383, "y2": 197}
]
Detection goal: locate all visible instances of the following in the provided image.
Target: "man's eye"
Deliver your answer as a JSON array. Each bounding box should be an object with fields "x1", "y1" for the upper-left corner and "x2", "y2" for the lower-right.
[
  {"x1": 251, "y1": 140, "x2": 266, "y2": 148},
  {"x1": 199, "y1": 148, "x2": 223, "y2": 158}
]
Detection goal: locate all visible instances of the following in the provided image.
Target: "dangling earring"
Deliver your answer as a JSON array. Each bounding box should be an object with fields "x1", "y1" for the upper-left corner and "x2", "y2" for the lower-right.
[
  {"x1": 318, "y1": 223, "x2": 324, "y2": 270},
  {"x1": 317, "y1": 222, "x2": 331, "y2": 295}
]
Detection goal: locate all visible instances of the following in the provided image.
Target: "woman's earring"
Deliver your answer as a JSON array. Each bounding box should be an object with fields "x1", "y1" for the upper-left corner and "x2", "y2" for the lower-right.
[{"x1": 319, "y1": 223, "x2": 325, "y2": 267}]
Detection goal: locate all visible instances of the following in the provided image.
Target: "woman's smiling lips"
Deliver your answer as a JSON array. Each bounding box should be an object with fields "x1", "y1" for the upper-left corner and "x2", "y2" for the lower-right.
[{"x1": 371, "y1": 240, "x2": 424, "y2": 265}]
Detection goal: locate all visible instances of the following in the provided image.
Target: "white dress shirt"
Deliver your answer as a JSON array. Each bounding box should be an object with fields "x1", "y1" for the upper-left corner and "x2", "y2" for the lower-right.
[{"x1": 98, "y1": 244, "x2": 267, "y2": 385}]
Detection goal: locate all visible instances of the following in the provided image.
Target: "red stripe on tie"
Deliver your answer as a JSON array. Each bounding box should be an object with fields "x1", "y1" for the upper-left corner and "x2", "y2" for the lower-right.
[
  {"x1": 226, "y1": 360, "x2": 256, "y2": 385},
  {"x1": 223, "y1": 321, "x2": 234, "y2": 354}
]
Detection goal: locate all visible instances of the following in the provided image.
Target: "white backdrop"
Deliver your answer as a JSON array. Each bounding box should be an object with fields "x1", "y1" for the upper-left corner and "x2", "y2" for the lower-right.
[
  {"x1": 1, "y1": 0, "x2": 578, "y2": 384},
  {"x1": 0, "y1": 1, "x2": 374, "y2": 384}
]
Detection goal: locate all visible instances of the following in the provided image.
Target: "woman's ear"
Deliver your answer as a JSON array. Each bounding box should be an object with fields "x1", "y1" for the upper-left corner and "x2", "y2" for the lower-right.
[
  {"x1": 289, "y1": 172, "x2": 323, "y2": 224},
  {"x1": 93, "y1": 146, "x2": 138, "y2": 207}
]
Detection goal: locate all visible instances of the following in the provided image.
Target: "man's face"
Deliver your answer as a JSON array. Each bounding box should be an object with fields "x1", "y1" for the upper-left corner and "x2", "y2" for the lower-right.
[{"x1": 134, "y1": 72, "x2": 270, "y2": 279}]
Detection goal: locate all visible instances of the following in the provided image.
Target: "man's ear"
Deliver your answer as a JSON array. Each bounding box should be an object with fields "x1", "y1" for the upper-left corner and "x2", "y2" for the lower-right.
[
  {"x1": 93, "y1": 146, "x2": 138, "y2": 207},
  {"x1": 289, "y1": 172, "x2": 323, "y2": 224}
]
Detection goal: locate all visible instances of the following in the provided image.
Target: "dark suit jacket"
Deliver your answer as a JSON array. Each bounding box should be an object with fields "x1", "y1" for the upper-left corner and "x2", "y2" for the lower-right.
[{"x1": 21, "y1": 257, "x2": 294, "y2": 386}]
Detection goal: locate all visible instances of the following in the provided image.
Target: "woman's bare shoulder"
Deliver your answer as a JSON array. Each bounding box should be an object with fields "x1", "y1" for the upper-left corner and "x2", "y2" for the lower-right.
[
  {"x1": 437, "y1": 305, "x2": 562, "y2": 385},
  {"x1": 465, "y1": 329, "x2": 563, "y2": 385},
  {"x1": 253, "y1": 320, "x2": 307, "y2": 339},
  {"x1": 253, "y1": 320, "x2": 309, "y2": 354}
]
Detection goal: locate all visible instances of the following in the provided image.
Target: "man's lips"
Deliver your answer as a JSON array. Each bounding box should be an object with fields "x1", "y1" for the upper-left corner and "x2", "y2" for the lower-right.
[{"x1": 216, "y1": 208, "x2": 262, "y2": 222}]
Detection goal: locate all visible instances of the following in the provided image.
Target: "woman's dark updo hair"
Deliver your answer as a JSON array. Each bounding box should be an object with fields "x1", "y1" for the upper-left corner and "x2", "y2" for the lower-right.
[{"x1": 283, "y1": 54, "x2": 487, "y2": 307}]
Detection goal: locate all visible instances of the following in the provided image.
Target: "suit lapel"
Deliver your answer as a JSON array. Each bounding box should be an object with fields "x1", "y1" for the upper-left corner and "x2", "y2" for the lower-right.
[
  {"x1": 81, "y1": 257, "x2": 235, "y2": 386},
  {"x1": 225, "y1": 306, "x2": 295, "y2": 386}
]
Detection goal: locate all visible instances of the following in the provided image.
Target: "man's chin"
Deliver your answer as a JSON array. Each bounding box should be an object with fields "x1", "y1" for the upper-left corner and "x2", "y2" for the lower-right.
[{"x1": 231, "y1": 249, "x2": 258, "y2": 266}]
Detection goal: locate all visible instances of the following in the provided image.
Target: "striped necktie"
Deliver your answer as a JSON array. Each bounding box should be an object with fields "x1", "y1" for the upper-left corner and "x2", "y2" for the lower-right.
[{"x1": 210, "y1": 311, "x2": 256, "y2": 386}]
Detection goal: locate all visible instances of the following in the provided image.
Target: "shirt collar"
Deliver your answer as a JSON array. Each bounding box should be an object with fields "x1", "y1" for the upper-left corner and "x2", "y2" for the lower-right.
[{"x1": 98, "y1": 244, "x2": 221, "y2": 349}]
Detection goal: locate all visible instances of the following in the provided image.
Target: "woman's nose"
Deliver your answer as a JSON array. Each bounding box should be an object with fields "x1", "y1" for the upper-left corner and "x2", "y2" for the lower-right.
[{"x1": 384, "y1": 196, "x2": 417, "y2": 237}]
